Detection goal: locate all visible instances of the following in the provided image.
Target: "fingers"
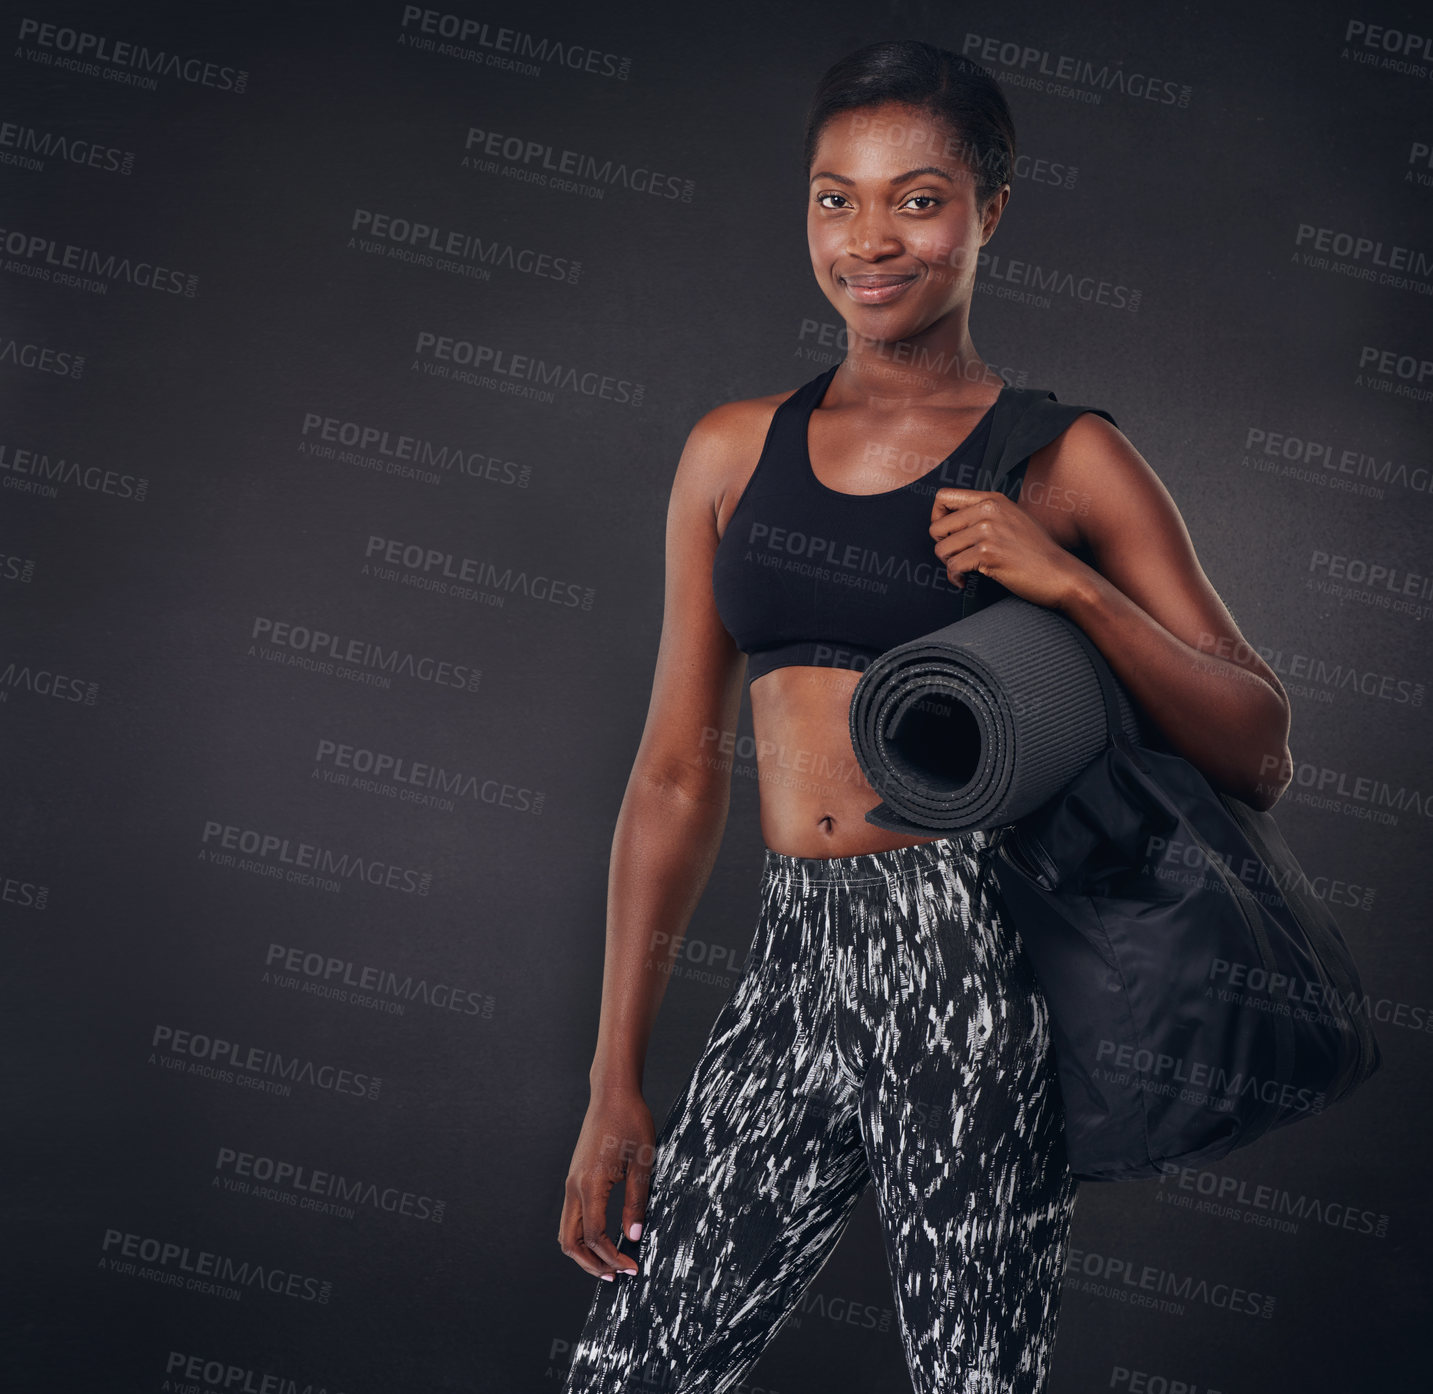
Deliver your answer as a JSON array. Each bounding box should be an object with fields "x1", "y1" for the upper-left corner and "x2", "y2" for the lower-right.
[
  {"x1": 930, "y1": 492, "x2": 1003, "y2": 536},
  {"x1": 620, "y1": 1151, "x2": 653, "y2": 1256},
  {"x1": 931, "y1": 485, "x2": 1002, "y2": 523},
  {"x1": 559, "y1": 1176, "x2": 639, "y2": 1280},
  {"x1": 558, "y1": 1185, "x2": 610, "y2": 1279},
  {"x1": 932, "y1": 510, "x2": 998, "y2": 589},
  {"x1": 585, "y1": 1222, "x2": 637, "y2": 1278},
  {"x1": 940, "y1": 545, "x2": 986, "y2": 586},
  {"x1": 559, "y1": 1109, "x2": 656, "y2": 1283}
]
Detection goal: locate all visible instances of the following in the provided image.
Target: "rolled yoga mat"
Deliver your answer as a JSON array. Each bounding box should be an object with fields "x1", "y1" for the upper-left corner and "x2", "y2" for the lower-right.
[{"x1": 849, "y1": 595, "x2": 1144, "y2": 836}]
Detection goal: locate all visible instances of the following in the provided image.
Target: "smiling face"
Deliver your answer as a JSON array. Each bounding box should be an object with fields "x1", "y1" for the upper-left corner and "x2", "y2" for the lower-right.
[{"x1": 806, "y1": 101, "x2": 1008, "y2": 347}]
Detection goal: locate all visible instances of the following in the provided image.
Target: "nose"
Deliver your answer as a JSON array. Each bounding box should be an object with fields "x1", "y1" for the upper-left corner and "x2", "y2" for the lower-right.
[{"x1": 845, "y1": 208, "x2": 902, "y2": 259}]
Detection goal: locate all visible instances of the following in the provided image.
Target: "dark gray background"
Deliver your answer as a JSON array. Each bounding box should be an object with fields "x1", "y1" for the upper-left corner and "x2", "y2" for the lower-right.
[{"x1": 4, "y1": 1, "x2": 1430, "y2": 1390}]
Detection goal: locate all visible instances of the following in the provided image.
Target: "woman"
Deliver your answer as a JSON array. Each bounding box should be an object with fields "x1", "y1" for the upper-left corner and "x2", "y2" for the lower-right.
[{"x1": 557, "y1": 40, "x2": 1292, "y2": 1394}]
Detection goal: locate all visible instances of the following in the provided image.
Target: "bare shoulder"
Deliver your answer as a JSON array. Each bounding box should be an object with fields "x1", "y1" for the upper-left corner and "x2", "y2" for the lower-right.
[
  {"x1": 1024, "y1": 407, "x2": 1265, "y2": 672},
  {"x1": 1026, "y1": 410, "x2": 1152, "y2": 492},
  {"x1": 1023, "y1": 410, "x2": 1177, "y2": 543},
  {"x1": 673, "y1": 380, "x2": 806, "y2": 529}
]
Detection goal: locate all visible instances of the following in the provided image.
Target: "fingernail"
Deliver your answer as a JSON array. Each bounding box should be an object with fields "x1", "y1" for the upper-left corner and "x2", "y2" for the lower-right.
[
  {"x1": 628, "y1": 1222, "x2": 643, "y2": 1241},
  {"x1": 601, "y1": 1273, "x2": 614, "y2": 1282}
]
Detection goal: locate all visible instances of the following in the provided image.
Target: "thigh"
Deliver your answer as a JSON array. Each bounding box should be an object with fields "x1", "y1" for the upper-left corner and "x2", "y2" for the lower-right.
[
  {"x1": 861, "y1": 863, "x2": 1078, "y2": 1394},
  {"x1": 564, "y1": 891, "x2": 872, "y2": 1394}
]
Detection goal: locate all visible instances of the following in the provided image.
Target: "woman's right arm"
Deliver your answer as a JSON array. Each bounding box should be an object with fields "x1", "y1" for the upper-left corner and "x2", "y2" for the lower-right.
[{"x1": 559, "y1": 402, "x2": 752, "y2": 1280}]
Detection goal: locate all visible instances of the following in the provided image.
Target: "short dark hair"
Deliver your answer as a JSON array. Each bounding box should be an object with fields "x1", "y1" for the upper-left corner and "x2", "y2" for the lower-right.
[{"x1": 802, "y1": 40, "x2": 1017, "y2": 211}]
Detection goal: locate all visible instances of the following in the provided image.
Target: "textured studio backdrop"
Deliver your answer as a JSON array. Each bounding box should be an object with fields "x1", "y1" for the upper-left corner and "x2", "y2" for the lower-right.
[{"x1": 4, "y1": 1, "x2": 1430, "y2": 1391}]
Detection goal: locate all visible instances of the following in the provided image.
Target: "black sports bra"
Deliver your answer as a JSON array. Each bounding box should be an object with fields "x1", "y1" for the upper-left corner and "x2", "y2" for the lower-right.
[{"x1": 711, "y1": 362, "x2": 1005, "y2": 683}]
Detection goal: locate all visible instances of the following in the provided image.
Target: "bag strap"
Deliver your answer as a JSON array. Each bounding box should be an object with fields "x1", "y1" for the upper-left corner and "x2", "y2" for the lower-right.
[
  {"x1": 989, "y1": 391, "x2": 1120, "y2": 500},
  {"x1": 960, "y1": 390, "x2": 1119, "y2": 621}
]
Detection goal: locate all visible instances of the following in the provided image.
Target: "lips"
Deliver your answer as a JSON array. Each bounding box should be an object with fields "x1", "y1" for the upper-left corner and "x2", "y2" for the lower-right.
[{"x1": 840, "y1": 273, "x2": 918, "y2": 304}]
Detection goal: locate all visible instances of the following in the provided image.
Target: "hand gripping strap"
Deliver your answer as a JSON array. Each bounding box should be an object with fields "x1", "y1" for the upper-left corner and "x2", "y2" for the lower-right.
[{"x1": 960, "y1": 390, "x2": 1119, "y2": 621}]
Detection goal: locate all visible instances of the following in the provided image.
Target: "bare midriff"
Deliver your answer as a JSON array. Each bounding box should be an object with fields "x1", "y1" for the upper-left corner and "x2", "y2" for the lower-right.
[{"x1": 744, "y1": 663, "x2": 950, "y2": 859}]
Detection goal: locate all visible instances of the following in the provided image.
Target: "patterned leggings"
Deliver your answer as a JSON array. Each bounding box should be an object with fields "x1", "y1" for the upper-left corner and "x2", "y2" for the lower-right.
[{"x1": 562, "y1": 830, "x2": 1078, "y2": 1394}]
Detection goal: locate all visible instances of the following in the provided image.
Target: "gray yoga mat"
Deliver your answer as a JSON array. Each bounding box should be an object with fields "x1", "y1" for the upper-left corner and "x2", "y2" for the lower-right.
[{"x1": 850, "y1": 595, "x2": 1144, "y2": 835}]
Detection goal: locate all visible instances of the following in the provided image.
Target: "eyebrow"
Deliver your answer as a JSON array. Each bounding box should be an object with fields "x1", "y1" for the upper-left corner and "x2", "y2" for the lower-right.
[{"x1": 808, "y1": 165, "x2": 958, "y2": 186}]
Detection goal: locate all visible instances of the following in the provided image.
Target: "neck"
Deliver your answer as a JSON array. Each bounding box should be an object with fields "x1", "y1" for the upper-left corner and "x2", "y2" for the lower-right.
[{"x1": 834, "y1": 323, "x2": 1002, "y2": 404}]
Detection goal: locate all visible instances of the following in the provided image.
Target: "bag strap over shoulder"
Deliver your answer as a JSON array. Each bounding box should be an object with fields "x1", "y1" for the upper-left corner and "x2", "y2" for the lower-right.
[
  {"x1": 984, "y1": 389, "x2": 1119, "y2": 501},
  {"x1": 960, "y1": 389, "x2": 1119, "y2": 621}
]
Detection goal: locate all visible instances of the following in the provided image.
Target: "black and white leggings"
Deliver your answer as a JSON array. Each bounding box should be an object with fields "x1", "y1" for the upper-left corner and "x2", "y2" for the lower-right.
[{"x1": 563, "y1": 829, "x2": 1078, "y2": 1394}]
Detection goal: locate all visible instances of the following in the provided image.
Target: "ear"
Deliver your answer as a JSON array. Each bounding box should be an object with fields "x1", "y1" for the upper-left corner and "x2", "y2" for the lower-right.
[{"x1": 980, "y1": 184, "x2": 1011, "y2": 243}]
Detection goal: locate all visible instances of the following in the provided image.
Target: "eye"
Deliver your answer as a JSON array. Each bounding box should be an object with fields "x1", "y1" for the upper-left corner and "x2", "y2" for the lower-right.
[{"x1": 814, "y1": 191, "x2": 943, "y2": 212}]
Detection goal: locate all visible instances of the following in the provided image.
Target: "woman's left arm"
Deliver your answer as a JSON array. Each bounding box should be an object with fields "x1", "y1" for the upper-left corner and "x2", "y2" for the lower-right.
[
  {"x1": 1031, "y1": 415, "x2": 1293, "y2": 809},
  {"x1": 932, "y1": 414, "x2": 1294, "y2": 810}
]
